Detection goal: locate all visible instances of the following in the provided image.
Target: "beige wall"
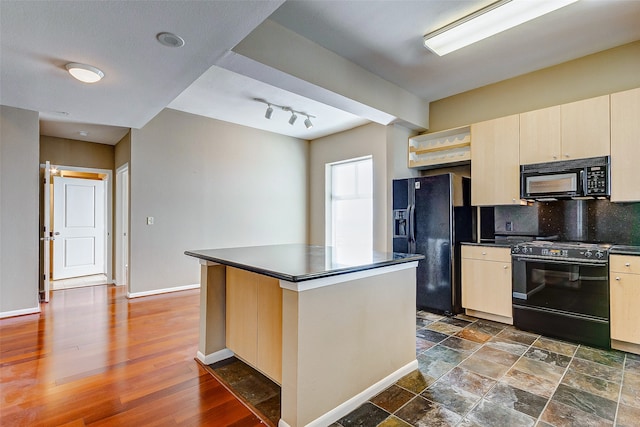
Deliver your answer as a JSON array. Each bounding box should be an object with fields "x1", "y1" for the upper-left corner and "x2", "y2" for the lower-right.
[
  {"x1": 0, "y1": 106, "x2": 40, "y2": 316},
  {"x1": 115, "y1": 131, "x2": 131, "y2": 170},
  {"x1": 40, "y1": 135, "x2": 115, "y2": 170},
  {"x1": 129, "y1": 109, "x2": 308, "y2": 295},
  {"x1": 429, "y1": 41, "x2": 640, "y2": 131},
  {"x1": 309, "y1": 123, "x2": 390, "y2": 251}
]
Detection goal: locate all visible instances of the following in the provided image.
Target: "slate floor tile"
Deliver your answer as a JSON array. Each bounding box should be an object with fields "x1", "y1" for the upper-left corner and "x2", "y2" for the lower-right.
[
  {"x1": 422, "y1": 344, "x2": 467, "y2": 365},
  {"x1": 473, "y1": 319, "x2": 508, "y2": 333},
  {"x1": 455, "y1": 327, "x2": 492, "y2": 343},
  {"x1": 459, "y1": 355, "x2": 510, "y2": 380},
  {"x1": 501, "y1": 369, "x2": 558, "y2": 398},
  {"x1": 464, "y1": 399, "x2": 536, "y2": 427},
  {"x1": 574, "y1": 346, "x2": 625, "y2": 368},
  {"x1": 416, "y1": 328, "x2": 449, "y2": 344},
  {"x1": 512, "y1": 356, "x2": 566, "y2": 383},
  {"x1": 370, "y1": 384, "x2": 414, "y2": 413},
  {"x1": 421, "y1": 380, "x2": 481, "y2": 415},
  {"x1": 426, "y1": 321, "x2": 463, "y2": 335},
  {"x1": 616, "y1": 402, "x2": 640, "y2": 427},
  {"x1": 484, "y1": 382, "x2": 548, "y2": 418},
  {"x1": 377, "y1": 415, "x2": 412, "y2": 427},
  {"x1": 396, "y1": 370, "x2": 435, "y2": 394},
  {"x1": 524, "y1": 347, "x2": 572, "y2": 368},
  {"x1": 336, "y1": 402, "x2": 390, "y2": 427},
  {"x1": 416, "y1": 337, "x2": 434, "y2": 353},
  {"x1": 473, "y1": 345, "x2": 520, "y2": 367},
  {"x1": 416, "y1": 310, "x2": 443, "y2": 321},
  {"x1": 625, "y1": 354, "x2": 640, "y2": 373},
  {"x1": 415, "y1": 356, "x2": 456, "y2": 385},
  {"x1": 497, "y1": 328, "x2": 539, "y2": 345},
  {"x1": 551, "y1": 383, "x2": 617, "y2": 421},
  {"x1": 440, "y1": 336, "x2": 481, "y2": 354},
  {"x1": 621, "y1": 369, "x2": 640, "y2": 409},
  {"x1": 415, "y1": 317, "x2": 433, "y2": 328},
  {"x1": 561, "y1": 368, "x2": 621, "y2": 401},
  {"x1": 395, "y1": 396, "x2": 461, "y2": 427},
  {"x1": 531, "y1": 336, "x2": 578, "y2": 357},
  {"x1": 437, "y1": 366, "x2": 496, "y2": 396},
  {"x1": 485, "y1": 336, "x2": 530, "y2": 356},
  {"x1": 569, "y1": 357, "x2": 623, "y2": 383},
  {"x1": 440, "y1": 317, "x2": 472, "y2": 328},
  {"x1": 540, "y1": 400, "x2": 613, "y2": 427}
]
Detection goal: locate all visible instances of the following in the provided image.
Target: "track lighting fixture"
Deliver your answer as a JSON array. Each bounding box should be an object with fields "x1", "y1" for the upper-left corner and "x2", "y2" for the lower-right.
[{"x1": 254, "y1": 98, "x2": 316, "y2": 130}]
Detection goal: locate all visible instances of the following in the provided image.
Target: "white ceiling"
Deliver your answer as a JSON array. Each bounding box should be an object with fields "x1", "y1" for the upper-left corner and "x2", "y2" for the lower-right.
[{"x1": 1, "y1": 0, "x2": 639, "y2": 145}]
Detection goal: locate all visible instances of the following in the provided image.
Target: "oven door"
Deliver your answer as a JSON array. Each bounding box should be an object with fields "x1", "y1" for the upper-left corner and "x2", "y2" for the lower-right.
[{"x1": 512, "y1": 256, "x2": 610, "y2": 348}]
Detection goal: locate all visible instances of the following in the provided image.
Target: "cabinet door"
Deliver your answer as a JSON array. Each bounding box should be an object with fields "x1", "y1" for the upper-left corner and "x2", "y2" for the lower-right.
[
  {"x1": 461, "y1": 257, "x2": 512, "y2": 318},
  {"x1": 226, "y1": 267, "x2": 258, "y2": 365},
  {"x1": 610, "y1": 272, "x2": 640, "y2": 344},
  {"x1": 561, "y1": 95, "x2": 610, "y2": 160},
  {"x1": 257, "y1": 275, "x2": 283, "y2": 383},
  {"x1": 611, "y1": 87, "x2": 640, "y2": 202},
  {"x1": 520, "y1": 105, "x2": 561, "y2": 164},
  {"x1": 471, "y1": 114, "x2": 521, "y2": 206}
]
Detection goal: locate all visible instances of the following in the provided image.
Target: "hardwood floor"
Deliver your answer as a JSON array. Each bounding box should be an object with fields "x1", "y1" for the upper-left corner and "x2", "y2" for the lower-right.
[{"x1": 0, "y1": 285, "x2": 265, "y2": 426}]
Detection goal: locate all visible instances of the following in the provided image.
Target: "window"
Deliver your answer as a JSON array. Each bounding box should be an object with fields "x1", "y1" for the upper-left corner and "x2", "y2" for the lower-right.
[{"x1": 326, "y1": 156, "x2": 373, "y2": 251}]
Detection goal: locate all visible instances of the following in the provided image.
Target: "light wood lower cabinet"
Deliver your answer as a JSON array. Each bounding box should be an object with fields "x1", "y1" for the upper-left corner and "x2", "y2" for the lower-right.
[
  {"x1": 461, "y1": 246, "x2": 513, "y2": 324},
  {"x1": 610, "y1": 255, "x2": 640, "y2": 354},
  {"x1": 226, "y1": 267, "x2": 283, "y2": 383}
]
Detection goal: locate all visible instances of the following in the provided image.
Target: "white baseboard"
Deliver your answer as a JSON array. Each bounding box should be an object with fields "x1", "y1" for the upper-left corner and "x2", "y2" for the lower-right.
[
  {"x1": 127, "y1": 283, "x2": 199, "y2": 299},
  {"x1": 196, "y1": 348, "x2": 235, "y2": 365},
  {"x1": 0, "y1": 305, "x2": 41, "y2": 319},
  {"x1": 278, "y1": 359, "x2": 419, "y2": 427}
]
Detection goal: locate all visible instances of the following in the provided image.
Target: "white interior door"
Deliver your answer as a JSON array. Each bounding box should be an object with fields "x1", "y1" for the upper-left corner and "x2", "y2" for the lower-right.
[
  {"x1": 115, "y1": 165, "x2": 129, "y2": 286},
  {"x1": 53, "y1": 176, "x2": 106, "y2": 280},
  {"x1": 42, "y1": 161, "x2": 51, "y2": 302}
]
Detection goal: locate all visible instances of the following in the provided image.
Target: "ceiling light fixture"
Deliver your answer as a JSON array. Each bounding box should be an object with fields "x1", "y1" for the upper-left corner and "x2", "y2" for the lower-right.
[
  {"x1": 254, "y1": 98, "x2": 316, "y2": 130},
  {"x1": 288, "y1": 111, "x2": 297, "y2": 125},
  {"x1": 65, "y1": 63, "x2": 105, "y2": 83},
  {"x1": 156, "y1": 32, "x2": 185, "y2": 48},
  {"x1": 423, "y1": 0, "x2": 579, "y2": 56}
]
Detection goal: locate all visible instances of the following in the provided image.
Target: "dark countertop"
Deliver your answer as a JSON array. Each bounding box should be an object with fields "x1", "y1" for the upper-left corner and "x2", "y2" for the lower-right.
[
  {"x1": 185, "y1": 244, "x2": 424, "y2": 282},
  {"x1": 462, "y1": 242, "x2": 513, "y2": 248},
  {"x1": 610, "y1": 245, "x2": 640, "y2": 256}
]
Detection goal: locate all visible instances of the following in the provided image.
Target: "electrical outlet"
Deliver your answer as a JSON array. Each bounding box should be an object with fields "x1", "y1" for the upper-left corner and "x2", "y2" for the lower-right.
[{"x1": 147, "y1": 216, "x2": 154, "y2": 225}]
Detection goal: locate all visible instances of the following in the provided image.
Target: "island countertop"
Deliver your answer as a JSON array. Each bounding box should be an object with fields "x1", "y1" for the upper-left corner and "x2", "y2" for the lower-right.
[{"x1": 185, "y1": 243, "x2": 424, "y2": 283}]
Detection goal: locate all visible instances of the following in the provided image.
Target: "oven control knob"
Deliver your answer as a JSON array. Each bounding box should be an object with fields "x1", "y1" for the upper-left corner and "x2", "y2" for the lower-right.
[
  {"x1": 585, "y1": 251, "x2": 593, "y2": 258},
  {"x1": 513, "y1": 246, "x2": 520, "y2": 253},
  {"x1": 595, "y1": 251, "x2": 604, "y2": 259}
]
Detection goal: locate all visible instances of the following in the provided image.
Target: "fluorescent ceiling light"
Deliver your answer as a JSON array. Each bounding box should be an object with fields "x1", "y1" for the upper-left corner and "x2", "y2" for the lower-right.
[
  {"x1": 65, "y1": 63, "x2": 105, "y2": 83},
  {"x1": 423, "y1": 0, "x2": 579, "y2": 56}
]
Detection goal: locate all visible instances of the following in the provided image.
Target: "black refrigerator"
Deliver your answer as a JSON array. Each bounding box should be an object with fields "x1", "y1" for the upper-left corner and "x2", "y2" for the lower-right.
[{"x1": 392, "y1": 173, "x2": 475, "y2": 315}]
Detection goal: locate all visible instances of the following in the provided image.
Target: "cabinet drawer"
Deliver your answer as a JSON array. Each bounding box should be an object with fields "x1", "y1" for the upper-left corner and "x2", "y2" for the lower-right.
[
  {"x1": 611, "y1": 255, "x2": 640, "y2": 275},
  {"x1": 462, "y1": 245, "x2": 511, "y2": 263}
]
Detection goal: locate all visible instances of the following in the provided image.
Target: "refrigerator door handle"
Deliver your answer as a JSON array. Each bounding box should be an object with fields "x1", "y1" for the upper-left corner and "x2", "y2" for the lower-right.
[{"x1": 408, "y1": 204, "x2": 416, "y2": 253}]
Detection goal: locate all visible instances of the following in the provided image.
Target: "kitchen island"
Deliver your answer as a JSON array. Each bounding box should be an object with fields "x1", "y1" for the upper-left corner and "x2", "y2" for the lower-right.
[{"x1": 185, "y1": 244, "x2": 423, "y2": 427}]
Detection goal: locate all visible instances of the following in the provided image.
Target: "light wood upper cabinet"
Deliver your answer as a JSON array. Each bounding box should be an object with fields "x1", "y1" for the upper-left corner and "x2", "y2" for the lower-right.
[
  {"x1": 520, "y1": 96, "x2": 610, "y2": 165},
  {"x1": 471, "y1": 114, "x2": 521, "y2": 206},
  {"x1": 520, "y1": 105, "x2": 561, "y2": 164},
  {"x1": 560, "y1": 95, "x2": 610, "y2": 160},
  {"x1": 461, "y1": 246, "x2": 512, "y2": 321},
  {"x1": 610, "y1": 255, "x2": 640, "y2": 347},
  {"x1": 611, "y1": 87, "x2": 640, "y2": 202}
]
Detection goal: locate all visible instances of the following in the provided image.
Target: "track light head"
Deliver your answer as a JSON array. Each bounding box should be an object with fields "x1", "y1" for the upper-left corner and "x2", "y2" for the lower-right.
[
  {"x1": 288, "y1": 112, "x2": 297, "y2": 125},
  {"x1": 265, "y1": 105, "x2": 273, "y2": 119},
  {"x1": 304, "y1": 116, "x2": 313, "y2": 129}
]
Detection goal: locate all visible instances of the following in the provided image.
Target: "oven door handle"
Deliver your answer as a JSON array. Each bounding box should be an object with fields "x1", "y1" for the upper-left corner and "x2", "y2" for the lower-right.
[{"x1": 512, "y1": 256, "x2": 607, "y2": 266}]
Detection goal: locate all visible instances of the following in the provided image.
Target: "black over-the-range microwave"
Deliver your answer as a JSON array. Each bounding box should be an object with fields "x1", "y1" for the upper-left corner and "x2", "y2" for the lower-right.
[{"x1": 520, "y1": 156, "x2": 610, "y2": 200}]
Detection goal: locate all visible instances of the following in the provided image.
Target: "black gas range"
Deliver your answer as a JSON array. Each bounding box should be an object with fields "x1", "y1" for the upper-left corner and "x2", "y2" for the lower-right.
[{"x1": 511, "y1": 240, "x2": 612, "y2": 349}]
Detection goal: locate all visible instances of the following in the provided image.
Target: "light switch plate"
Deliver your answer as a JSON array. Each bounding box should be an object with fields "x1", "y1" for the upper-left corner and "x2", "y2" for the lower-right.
[{"x1": 147, "y1": 216, "x2": 154, "y2": 225}]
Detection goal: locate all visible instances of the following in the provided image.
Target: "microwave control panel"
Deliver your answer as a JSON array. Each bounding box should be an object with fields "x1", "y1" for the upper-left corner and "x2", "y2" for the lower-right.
[{"x1": 585, "y1": 165, "x2": 608, "y2": 195}]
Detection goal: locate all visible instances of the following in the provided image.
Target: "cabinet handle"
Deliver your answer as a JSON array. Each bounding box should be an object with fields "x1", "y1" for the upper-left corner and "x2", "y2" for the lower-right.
[
  {"x1": 564, "y1": 153, "x2": 570, "y2": 158},
  {"x1": 615, "y1": 276, "x2": 621, "y2": 281},
  {"x1": 552, "y1": 155, "x2": 557, "y2": 160},
  {"x1": 482, "y1": 252, "x2": 487, "y2": 255},
  {"x1": 503, "y1": 265, "x2": 508, "y2": 269},
  {"x1": 625, "y1": 263, "x2": 631, "y2": 267}
]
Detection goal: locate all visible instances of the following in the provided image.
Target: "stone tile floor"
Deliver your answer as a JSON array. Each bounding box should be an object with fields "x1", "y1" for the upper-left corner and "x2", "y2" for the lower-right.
[{"x1": 333, "y1": 311, "x2": 640, "y2": 427}]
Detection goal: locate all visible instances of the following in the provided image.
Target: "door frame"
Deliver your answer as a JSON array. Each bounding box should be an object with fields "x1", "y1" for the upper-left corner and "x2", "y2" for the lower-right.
[
  {"x1": 115, "y1": 163, "x2": 129, "y2": 287},
  {"x1": 40, "y1": 164, "x2": 113, "y2": 284}
]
